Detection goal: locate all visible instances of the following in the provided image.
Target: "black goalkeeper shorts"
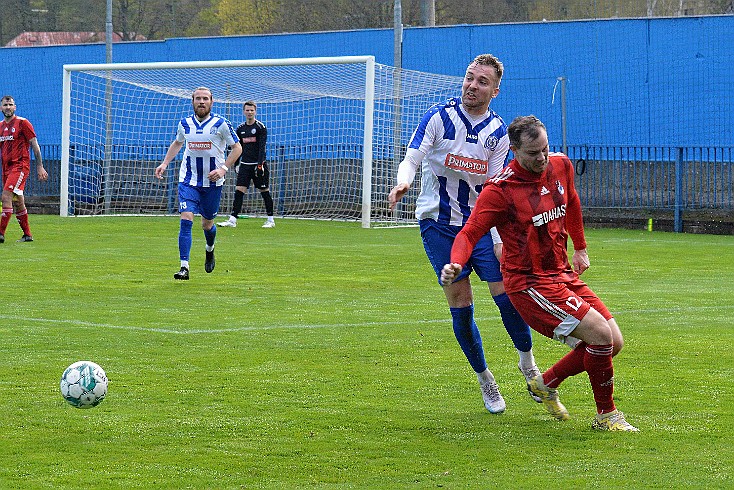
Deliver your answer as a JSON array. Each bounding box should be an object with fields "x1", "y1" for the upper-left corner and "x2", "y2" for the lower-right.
[{"x1": 236, "y1": 163, "x2": 270, "y2": 190}]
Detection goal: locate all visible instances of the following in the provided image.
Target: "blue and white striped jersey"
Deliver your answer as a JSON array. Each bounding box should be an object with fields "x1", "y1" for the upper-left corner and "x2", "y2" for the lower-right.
[
  {"x1": 405, "y1": 97, "x2": 509, "y2": 226},
  {"x1": 174, "y1": 113, "x2": 238, "y2": 187}
]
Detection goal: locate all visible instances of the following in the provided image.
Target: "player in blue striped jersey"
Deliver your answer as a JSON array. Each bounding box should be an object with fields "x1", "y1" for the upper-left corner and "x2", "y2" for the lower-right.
[
  {"x1": 389, "y1": 54, "x2": 543, "y2": 414},
  {"x1": 155, "y1": 87, "x2": 242, "y2": 280}
]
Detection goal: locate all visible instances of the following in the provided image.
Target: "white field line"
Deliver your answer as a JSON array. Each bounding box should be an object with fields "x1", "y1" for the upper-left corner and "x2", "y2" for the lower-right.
[{"x1": 1, "y1": 304, "x2": 732, "y2": 335}]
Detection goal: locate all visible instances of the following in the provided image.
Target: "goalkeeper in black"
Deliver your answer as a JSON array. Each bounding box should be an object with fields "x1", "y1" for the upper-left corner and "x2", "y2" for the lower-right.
[{"x1": 218, "y1": 100, "x2": 275, "y2": 228}]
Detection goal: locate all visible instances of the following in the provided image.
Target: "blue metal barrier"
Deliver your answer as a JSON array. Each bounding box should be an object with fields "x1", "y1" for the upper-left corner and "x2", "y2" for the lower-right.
[
  {"x1": 557, "y1": 144, "x2": 734, "y2": 232},
  {"x1": 30, "y1": 144, "x2": 734, "y2": 231}
]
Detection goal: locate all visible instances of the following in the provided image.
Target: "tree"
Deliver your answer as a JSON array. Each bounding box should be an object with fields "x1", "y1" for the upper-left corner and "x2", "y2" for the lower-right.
[
  {"x1": 435, "y1": 0, "x2": 529, "y2": 25},
  {"x1": 211, "y1": 0, "x2": 282, "y2": 35},
  {"x1": 1, "y1": 0, "x2": 33, "y2": 45},
  {"x1": 2, "y1": 0, "x2": 732, "y2": 46},
  {"x1": 206, "y1": 0, "x2": 396, "y2": 35},
  {"x1": 110, "y1": 0, "x2": 213, "y2": 40}
]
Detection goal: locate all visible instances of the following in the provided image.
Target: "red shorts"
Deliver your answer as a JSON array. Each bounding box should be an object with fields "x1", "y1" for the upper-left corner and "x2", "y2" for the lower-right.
[
  {"x1": 507, "y1": 278, "x2": 612, "y2": 344},
  {"x1": 2, "y1": 166, "x2": 28, "y2": 195}
]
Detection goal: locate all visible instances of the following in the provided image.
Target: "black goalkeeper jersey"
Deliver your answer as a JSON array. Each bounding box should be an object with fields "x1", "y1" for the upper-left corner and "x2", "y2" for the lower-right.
[{"x1": 235, "y1": 119, "x2": 267, "y2": 164}]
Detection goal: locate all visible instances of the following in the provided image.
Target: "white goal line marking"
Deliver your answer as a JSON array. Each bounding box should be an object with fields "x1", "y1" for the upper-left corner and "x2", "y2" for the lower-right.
[
  {"x1": 0, "y1": 314, "x2": 446, "y2": 334},
  {"x1": 1, "y1": 305, "x2": 732, "y2": 335}
]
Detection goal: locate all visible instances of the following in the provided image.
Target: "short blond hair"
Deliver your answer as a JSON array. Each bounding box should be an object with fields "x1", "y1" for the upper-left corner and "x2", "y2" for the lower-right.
[
  {"x1": 192, "y1": 87, "x2": 213, "y2": 99},
  {"x1": 470, "y1": 54, "x2": 504, "y2": 82}
]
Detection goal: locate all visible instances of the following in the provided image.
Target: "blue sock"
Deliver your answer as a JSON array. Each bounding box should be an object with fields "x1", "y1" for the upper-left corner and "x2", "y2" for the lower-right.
[
  {"x1": 450, "y1": 305, "x2": 488, "y2": 373},
  {"x1": 493, "y1": 292, "x2": 533, "y2": 352},
  {"x1": 204, "y1": 224, "x2": 217, "y2": 248},
  {"x1": 179, "y1": 219, "x2": 193, "y2": 261}
]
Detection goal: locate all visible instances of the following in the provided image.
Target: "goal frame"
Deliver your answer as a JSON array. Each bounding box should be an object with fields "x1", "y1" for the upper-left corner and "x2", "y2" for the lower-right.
[{"x1": 61, "y1": 56, "x2": 376, "y2": 227}]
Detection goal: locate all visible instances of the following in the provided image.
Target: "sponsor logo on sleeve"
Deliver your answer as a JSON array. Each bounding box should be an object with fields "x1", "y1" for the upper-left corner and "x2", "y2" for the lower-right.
[
  {"x1": 484, "y1": 135, "x2": 499, "y2": 150},
  {"x1": 444, "y1": 153, "x2": 488, "y2": 174}
]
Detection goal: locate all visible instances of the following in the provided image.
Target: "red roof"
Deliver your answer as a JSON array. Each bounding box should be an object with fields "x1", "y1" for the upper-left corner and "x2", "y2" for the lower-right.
[{"x1": 6, "y1": 31, "x2": 146, "y2": 47}]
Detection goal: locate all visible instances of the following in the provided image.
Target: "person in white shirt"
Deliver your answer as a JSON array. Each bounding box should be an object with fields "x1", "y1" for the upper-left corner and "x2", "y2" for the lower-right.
[
  {"x1": 155, "y1": 87, "x2": 242, "y2": 280},
  {"x1": 388, "y1": 54, "x2": 543, "y2": 414}
]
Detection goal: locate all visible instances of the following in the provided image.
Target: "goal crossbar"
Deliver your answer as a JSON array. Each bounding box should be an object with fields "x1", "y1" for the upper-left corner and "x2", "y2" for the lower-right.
[{"x1": 63, "y1": 55, "x2": 376, "y2": 72}]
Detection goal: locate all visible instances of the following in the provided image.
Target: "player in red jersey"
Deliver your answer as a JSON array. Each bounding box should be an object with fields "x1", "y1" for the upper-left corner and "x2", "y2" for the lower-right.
[
  {"x1": 0, "y1": 95, "x2": 48, "y2": 243},
  {"x1": 441, "y1": 115, "x2": 638, "y2": 431}
]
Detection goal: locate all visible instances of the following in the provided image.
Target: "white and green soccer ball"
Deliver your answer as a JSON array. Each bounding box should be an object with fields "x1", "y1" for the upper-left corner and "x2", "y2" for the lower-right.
[{"x1": 60, "y1": 361, "x2": 108, "y2": 408}]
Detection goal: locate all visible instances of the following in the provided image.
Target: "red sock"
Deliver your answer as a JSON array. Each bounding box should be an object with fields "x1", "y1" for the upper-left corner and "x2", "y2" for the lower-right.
[
  {"x1": 584, "y1": 344, "x2": 616, "y2": 413},
  {"x1": 0, "y1": 208, "x2": 12, "y2": 235},
  {"x1": 543, "y1": 342, "x2": 587, "y2": 388},
  {"x1": 16, "y1": 208, "x2": 31, "y2": 236}
]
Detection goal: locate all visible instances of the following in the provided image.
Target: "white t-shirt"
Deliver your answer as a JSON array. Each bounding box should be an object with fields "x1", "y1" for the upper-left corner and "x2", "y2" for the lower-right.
[
  {"x1": 175, "y1": 113, "x2": 237, "y2": 187},
  {"x1": 398, "y1": 97, "x2": 510, "y2": 227}
]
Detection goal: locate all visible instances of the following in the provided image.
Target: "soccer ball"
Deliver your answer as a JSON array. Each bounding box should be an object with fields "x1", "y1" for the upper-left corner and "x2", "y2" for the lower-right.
[{"x1": 60, "y1": 361, "x2": 108, "y2": 408}]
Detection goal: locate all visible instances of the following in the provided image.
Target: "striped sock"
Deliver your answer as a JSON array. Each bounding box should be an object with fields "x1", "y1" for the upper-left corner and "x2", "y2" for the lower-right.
[
  {"x1": 16, "y1": 208, "x2": 31, "y2": 236},
  {"x1": 584, "y1": 344, "x2": 616, "y2": 413}
]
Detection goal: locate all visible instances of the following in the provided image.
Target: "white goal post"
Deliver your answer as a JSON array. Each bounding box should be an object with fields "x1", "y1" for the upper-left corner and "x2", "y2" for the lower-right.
[{"x1": 61, "y1": 56, "x2": 463, "y2": 227}]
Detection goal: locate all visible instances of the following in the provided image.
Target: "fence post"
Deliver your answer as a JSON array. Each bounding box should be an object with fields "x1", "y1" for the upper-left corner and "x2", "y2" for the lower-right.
[
  {"x1": 277, "y1": 145, "x2": 286, "y2": 216},
  {"x1": 558, "y1": 76, "x2": 567, "y2": 155},
  {"x1": 674, "y1": 147, "x2": 683, "y2": 232},
  {"x1": 167, "y1": 161, "x2": 177, "y2": 214}
]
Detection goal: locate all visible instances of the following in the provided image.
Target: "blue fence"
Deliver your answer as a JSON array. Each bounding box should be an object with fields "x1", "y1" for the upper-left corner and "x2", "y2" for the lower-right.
[
  {"x1": 7, "y1": 15, "x2": 733, "y2": 231},
  {"x1": 554, "y1": 144, "x2": 734, "y2": 232},
  {"x1": 27, "y1": 143, "x2": 734, "y2": 232},
  {"x1": 2, "y1": 16, "x2": 732, "y2": 154},
  {"x1": 24, "y1": 144, "x2": 61, "y2": 197}
]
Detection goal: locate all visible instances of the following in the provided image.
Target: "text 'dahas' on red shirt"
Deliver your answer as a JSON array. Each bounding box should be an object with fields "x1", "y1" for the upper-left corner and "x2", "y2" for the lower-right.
[
  {"x1": 451, "y1": 153, "x2": 587, "y2": 293},
  {"x1": 0, "y1": 116, "x2": 36, "y2": 170}
]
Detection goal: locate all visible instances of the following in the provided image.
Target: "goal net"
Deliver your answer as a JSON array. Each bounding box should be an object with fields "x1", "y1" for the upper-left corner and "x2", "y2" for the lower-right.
[{"x1": 61, "y1": 56, "x2": 464, "y2": 227}]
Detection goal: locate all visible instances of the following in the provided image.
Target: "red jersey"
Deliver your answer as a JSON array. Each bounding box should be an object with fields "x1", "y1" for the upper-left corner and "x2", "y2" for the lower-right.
[
  {"x1": 0, "y1": 116, "x2": 36, "y2": 170},
  {"x1": 451, "y1": 153, "x2": 587, "y2": 293}
]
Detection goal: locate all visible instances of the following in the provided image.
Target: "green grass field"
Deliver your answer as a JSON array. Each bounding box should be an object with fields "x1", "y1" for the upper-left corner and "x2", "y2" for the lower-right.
[{"x1": 1, "y1": 216, "x2": 732, "y2": 489}]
